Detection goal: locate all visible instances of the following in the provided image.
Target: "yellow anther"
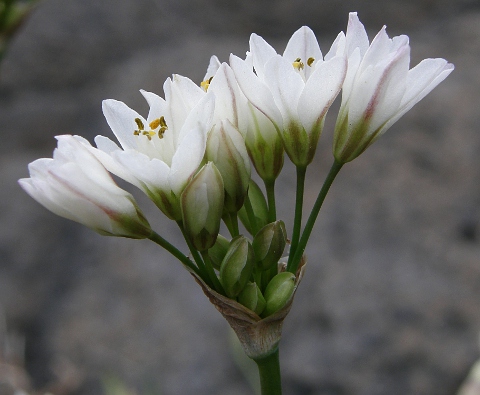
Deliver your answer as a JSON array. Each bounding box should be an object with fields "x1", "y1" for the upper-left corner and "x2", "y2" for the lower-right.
[
  {"x1": 200, "y1": 76, "x2": 213, "y2": 92},
  {"x1": 149, "y1": 118, "x2": 161, "y2": 130},
  {"x1": 134, "y1": 118, "x2": 145, "y2": 130},
  {"x1": 293, "y1": 57, "x2": 304, "y2": 70},
  {"x1": 307, "y1": 57, "x2": 315, "y2": 67},
  {"x1": 134, "y1": 130, "x2": 141, "y2": 136}
]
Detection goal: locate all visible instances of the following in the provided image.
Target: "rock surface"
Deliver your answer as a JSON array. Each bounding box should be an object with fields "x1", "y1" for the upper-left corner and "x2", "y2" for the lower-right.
[{"x1": 1, "y1": 1, "x2": 480, "y2": 394}]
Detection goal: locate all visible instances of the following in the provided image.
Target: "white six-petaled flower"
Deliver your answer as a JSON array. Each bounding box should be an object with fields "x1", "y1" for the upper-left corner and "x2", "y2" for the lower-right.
[
  {"x1": 18, "y1": 135, "x2": 152, "y2": 238},
  {"x1": 92, "y1": 75, "x2": 215, "y2": 220},
  {"x1": 230, "y1": 26, "x2": 347, "y2": 167},
  {"x1": 333, "y1": 12, "x2": 454, "y2": 163}
]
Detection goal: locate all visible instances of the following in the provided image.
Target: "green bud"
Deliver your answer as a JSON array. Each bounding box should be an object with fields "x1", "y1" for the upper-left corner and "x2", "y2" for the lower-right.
[
  {"x1": 238, "y1": 179, "x2": 269, "y2": 235},
  {"x1": 245, "y1": 104, "x2": 284, "y2": 182},
  {"x1": 252, "y1": 220, "x2": 287, "y2": 271},
  {"x1": 207, "y1": 234, "x2": 230, "y2": 270},
  {"x1": 181, "y1": 162, "x2": 224, "y2": 251},
  {"x1": 206, "y1": 120, "x2": 251, "y2": 213},
  {"x1": 262, "y1": 272, "x2": 296, "y2": 317},
  {"x1": 220, "y1": 236, "x2": 255, "y2": 298},
  {"x1": 238, "y1": 282, "x2": 266, "y2": 316}
]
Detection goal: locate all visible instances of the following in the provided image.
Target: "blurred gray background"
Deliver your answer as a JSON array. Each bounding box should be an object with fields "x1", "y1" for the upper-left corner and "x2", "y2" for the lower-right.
[{"x1": 1, "y1": 0, "x2": 480, "y2": 394}]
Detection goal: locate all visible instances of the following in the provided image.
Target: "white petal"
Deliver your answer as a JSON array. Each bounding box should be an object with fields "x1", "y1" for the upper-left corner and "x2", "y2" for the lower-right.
[
  {"x1": 178, "y1": 91, "x2": 215, "y2": 142},
  {"x1": 204, "y1": 55, "x2": 222, "y2": 81},
  {"x1": 325, "y1": 32, "x2": 346, "y2": 60},
  {"x1": 263, "y1": 55, "x2": 305, "y2": 126},
  {"x1": 250, "y1": 33, "x2": 278, "y2": 81},
  {"x1": 230, "y1": 54, "x2": 283, "y2": 129},
  {"x1": 102, "y1": 99, "x2": 143, "y2": 150},
  {"x1": 113, "y1": 149, "x2": 171, "y2": 194},
  {"x1": 169, "y1": 126, "x2": 206, "y2": 197},
  {"x1": 298, "y1": 55, "x2": 347, "y2": 133},
  {"x1": 283, "y1": 26, "x2": 322, "y2": 80},
  {"x1": 93, "y1": 135, "x2": 143, "y2": 189},
  {"x1": 345, "y1": 12, "x2": 370, "y2": 57},
  {"x1": 208, "y1": 63, "x2": 249, "y2": 132},
  {"x1": 140, "y1": 90, "x2": 168, "y2": 123},
  {"x1": 388, "y1": 58, "x2": 454, "y2": 128}
]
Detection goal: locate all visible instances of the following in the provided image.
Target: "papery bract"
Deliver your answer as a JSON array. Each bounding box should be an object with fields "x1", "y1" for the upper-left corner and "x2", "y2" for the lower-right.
[
  {"x1": 19, "y1": 135, "x2": 152, "y2": 238},
  {"x1": 92, "y1": 75, "x2": 215, "y2": 220},
  {"x1": 333, "y1": 12, "x2": 454, "y2": 163}
]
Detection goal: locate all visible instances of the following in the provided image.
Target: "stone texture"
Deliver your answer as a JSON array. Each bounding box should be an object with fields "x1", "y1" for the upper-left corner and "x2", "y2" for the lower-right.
[{"x1": 1, "y1": 1, "x2": 480, "y2": 394}]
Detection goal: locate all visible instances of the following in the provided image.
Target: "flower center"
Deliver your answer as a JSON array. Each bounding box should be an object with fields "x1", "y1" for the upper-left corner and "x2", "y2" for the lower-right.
[
  {"x1": 133, "y1": 117, "x2": 168, "y2": 140},
  {"x1": 292, "y1": 57, "x2": 315, "y2": 71}
]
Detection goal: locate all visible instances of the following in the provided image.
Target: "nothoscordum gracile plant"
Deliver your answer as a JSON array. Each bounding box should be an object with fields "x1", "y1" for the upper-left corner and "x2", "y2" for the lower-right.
[{"x1": 19, "y1": 12, "x2": 453, "y2": 395}]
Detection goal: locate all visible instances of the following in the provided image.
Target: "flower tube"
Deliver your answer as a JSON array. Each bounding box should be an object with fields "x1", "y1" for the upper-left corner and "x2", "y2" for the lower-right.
[
  {"x1": 19, "y1": 135, "x2": 151, "y2": 238},
  {"x1": 333, "y1": 12, "x2": 454, "y2": 163}
]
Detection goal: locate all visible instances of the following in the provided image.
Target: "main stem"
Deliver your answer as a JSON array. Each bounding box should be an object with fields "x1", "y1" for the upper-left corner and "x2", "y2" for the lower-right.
[
  {"x1": 253, "y1": 348, "x2": 282, "y2": 395},
  {"x1": 287, "y1": 160, "x2": 344, "y2": 274},
  {"x1": 287, "y1": 165, "x2": 306, "y2": 268}
]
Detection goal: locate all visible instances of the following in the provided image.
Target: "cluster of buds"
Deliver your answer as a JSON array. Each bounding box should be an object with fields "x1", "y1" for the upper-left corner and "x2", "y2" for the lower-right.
[{"x1": 19, "y1": 12, "x2": 453, "y2": 358}]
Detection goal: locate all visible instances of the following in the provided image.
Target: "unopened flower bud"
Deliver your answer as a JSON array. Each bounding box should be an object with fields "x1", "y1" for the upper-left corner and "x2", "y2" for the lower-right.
[
  {"x1": 207, "y1": 234, "x2": 230, "y2": 270},
  {"x1": 206, "y1": 120, "x2": 251, "y2": 213},
  {"x1": 262, "y1": 272, "x2": 296, "y2": 317},
  {"x1": 238, "y1": 179, "x2": 269, "y2": 235},
  {"x1": 220, "y1": 236, "x2": 255, "y2": 298},
  {"x1": 252, "y1": 220, "x2": 287, "y2": 271},
  {"x1": 238, "y1": 282, "x2": 266, "y2": 316},
  {"x1": 181, "y1": 162, "x2": 224, "y2": 251}
]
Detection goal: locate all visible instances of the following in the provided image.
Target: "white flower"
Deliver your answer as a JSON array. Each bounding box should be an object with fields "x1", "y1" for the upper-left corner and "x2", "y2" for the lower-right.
[
  {"x1": 204, "y1": 56, "x2": 285, "y2": 182},
  {"x1": 230, "y1": 26, "x2": 347, "y2": 167},
  {"x1": 333, "y1": 12, "x2": 454, "y2": 163},
  {"x1": 93, "y1": 75, "x2": 215, "y2": 220},
  {"x1": 19, "y1": 135, "x2": 151, "y2": 238}
]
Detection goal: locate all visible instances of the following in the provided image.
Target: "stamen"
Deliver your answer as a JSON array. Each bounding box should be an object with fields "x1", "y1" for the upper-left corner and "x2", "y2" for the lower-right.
[
  {"x1": 149, "y1": 118, "x2": 161, "y2": 130},
  {"x1": 293, "y1": 58, "x2": 304, "y2": 70},
  {"x1": 200, "y1": 76, "x2": 213, "y2": 91},
  {"x1": 134, "y1": 118, "x2": 145, "y2": 130},
  {"x1": 307, "y1": 57, "x2": 315, "y2": 67}
]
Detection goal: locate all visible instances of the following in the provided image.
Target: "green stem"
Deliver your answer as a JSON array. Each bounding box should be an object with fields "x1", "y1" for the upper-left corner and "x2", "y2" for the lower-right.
[
  {"x1": 224, "y1": 212, "x2": 240, "y2": 238},
  {"x1": 244, "y1": 193, "x2": 259, "y2": 236},
  {"x1": 176, "y1": 221, "x2": 214, "y2": 288},
  {"x1": 147, "y1": 231, "x2": 200, "y2": 277},
  {"x1": 264, "y1": 179, "x2": 276, "y2": 223},
  {"x1": 287, "y1": 166, "x2": 306, "y2": 268},
  {"x1": 201, "y1": 250, "x2": 226, "y2": 295},
  {"x1": 287, "y1": 160, "x2": 344, "y2": 274},
  {"x1": 253, "y1": 348, "x2": 282, "y2": 395}
]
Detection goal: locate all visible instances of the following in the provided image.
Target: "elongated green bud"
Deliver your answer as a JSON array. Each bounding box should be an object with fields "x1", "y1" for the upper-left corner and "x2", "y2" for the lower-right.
[
  {"x1": 207, "y1": 234, "x2": 230, "y2": 270},
  {"x1": 219, "y1": 236, "x2": 255, "y2": 298},
  {"x1": 262, "y1": 272, "x2": 296, "y2": 317},
  {"x1": 252, "y1": 220, "x2": 287, "y2": 271},
  {"x1": 181, "y1": 162, "x2": 224, "y2": 251},
  {"x1": 238, "y1": 179, "x2": 269, "y2": 235},
  {"x1": 238, "y1": 282, "x2": 266, "y2": 316}
]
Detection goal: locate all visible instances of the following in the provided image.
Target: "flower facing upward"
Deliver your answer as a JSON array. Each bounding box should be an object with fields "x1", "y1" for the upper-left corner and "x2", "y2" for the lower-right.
[
  {"x1": 19, "y1": 135, "x2": 152, "y2": 238},
  {"x1": 230, "y1": 26, "x2": 347, "y2": 167},
  {"x1": 93, "y1": 75, "x2": 215, "y2": 220},
  {"x1": 333, "y1": 12, "x2": 454, "y2": 163}
]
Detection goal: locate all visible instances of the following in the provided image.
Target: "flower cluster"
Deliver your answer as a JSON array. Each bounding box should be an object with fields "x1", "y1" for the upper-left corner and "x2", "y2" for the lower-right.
[{"x1": 19, "y1": 13, "x2": 453, "y2": 319}]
